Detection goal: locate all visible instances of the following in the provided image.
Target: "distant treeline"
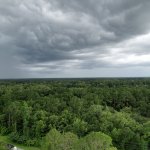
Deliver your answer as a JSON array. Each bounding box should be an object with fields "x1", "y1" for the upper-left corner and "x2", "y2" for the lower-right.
[{"x1": 0, "y1": 78, "x2": 149, "y2": 150}]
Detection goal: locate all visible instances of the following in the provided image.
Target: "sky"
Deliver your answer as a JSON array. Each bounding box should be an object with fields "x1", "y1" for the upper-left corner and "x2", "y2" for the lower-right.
[{"x1": 0, "y1": 0, "x2": 150, "y2": 78}]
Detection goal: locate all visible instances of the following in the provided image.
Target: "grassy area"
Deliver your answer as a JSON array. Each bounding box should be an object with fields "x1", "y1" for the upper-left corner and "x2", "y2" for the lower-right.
[{"x1": 0, "y1": 135, "x2": 40, "y2": 150}]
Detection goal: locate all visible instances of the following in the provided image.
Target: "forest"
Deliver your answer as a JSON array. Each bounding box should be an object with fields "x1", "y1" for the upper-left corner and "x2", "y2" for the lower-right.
[{"x1": 0, "y1": 78, "x2": 149, "y2": 150}]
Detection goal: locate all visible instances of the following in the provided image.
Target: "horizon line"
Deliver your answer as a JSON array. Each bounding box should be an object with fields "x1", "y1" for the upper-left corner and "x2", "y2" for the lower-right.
[{"x1": 0, "y1": 76, "x2": 150, "y2": 80}]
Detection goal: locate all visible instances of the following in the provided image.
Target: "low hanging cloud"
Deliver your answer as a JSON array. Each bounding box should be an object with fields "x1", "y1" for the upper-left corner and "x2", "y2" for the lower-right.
[{"x1": 0, "y1": 0, "x2": 150, "y2": 78}]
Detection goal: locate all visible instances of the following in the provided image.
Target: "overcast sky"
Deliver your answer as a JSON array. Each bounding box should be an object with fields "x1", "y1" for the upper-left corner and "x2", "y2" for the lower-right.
[{"x1": 0, "y1": 0, "x2": 150, "y2": 78}]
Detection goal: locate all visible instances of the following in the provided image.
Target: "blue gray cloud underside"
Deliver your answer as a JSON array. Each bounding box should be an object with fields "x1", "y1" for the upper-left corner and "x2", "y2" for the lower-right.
[{"x1": 0, "y1": 0, "x2": 150, "y2": 78}]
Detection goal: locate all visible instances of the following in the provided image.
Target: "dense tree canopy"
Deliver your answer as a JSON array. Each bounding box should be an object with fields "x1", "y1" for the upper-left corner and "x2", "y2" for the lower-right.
[{"x1": 0, "y1": 78, "x2": 149, "y2": 149}]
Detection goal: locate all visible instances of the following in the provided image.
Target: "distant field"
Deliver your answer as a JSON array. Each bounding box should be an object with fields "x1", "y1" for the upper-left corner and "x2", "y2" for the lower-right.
[{"x1": 0, "y1": 136, "x2": 40, "y2": 150}]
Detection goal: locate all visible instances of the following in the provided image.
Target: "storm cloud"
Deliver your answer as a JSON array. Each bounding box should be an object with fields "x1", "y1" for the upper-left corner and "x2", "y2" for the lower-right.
[{"x1": 0, "y1": 0, "x2": 150, "y2": 78}]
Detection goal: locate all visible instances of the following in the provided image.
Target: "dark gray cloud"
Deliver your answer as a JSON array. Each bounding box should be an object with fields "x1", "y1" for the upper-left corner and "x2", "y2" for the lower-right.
[{"x1": 0, "y1": 0, "x2": 150, "y2": 78}]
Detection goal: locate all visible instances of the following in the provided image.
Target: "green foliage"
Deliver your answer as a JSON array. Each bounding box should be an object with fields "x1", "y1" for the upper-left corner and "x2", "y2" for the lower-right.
[
  {"x1": 41, "y1": 129, "x2": 61, "y2": 150},
  {"x1": 72, "y1": 118, "x2": 88, "y2": 137},
  {"x1": 75, "y1": 131, "x2": 117, "y2": 150},
  {"x1": 41, "y1": 129, "x2": 78, "y2": 150},
  {"x1": 42, "y1": 129, "x2": 116, "y2": 150},
  {"x1": 0, "y1": 79, "x2": 149, "y2": 150},
  {"x1": 0, "y1": 126, "x2": 9, "y2": 135},
  {"x1": 9, "y1": 132, "x2": 25, "y2": 144}
]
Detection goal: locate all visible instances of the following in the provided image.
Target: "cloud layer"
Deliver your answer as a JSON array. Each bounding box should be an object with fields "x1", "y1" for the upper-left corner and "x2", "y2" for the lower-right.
[{"x1": 0, "y1": 0, "x2": 150, "y2": 78}]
